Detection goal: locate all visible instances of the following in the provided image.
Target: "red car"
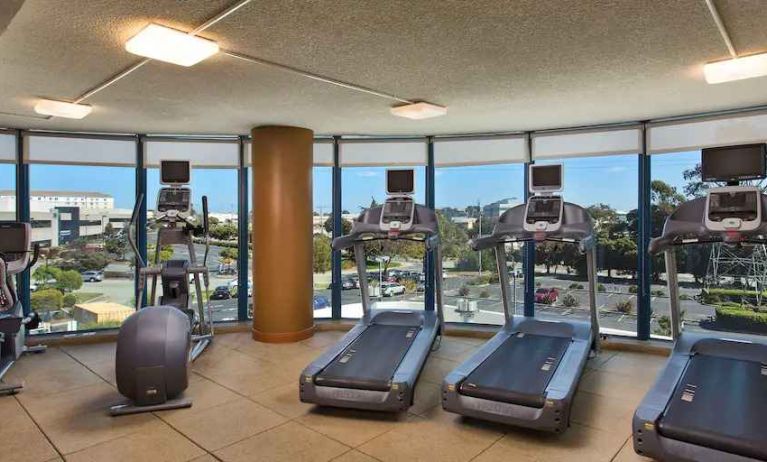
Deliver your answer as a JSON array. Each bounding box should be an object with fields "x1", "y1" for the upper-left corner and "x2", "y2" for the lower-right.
[{"x1": 535, "y1": 287, "x2": 559, "y2": 304}]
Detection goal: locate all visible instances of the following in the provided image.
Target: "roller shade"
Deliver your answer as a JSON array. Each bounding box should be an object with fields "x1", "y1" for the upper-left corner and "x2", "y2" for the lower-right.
[
  {"x1": 532, "y1": 128, "x2": 641, "y2": 160},
  {"x1": 146, "y1": 140, "x2": 238, "y2": 168},
  {"x1": 25, "y1": 135, "x2": 136, "y2": 166},
  {"x1": 434, "y1": 136, "x2": 527, "y2": 166},
  {"x1": 339, "y1": 140, "x2": 426, "y2": 166},
  {"x1": 244, "y1": 141, "x2": 335, "y2": 167},
  {"x1": 649, "y1": 112, "x2": 767, "y2": 154},
  {"x1": 0, "y1": 134, "x2": 15, "y2": 164}
]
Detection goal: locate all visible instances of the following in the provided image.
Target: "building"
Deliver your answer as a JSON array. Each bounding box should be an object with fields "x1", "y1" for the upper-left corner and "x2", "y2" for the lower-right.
[
  {"x1": 482, "y1": 198, "x2": 521, "y2": 220},
  {"x1": 450, "y1": 216, "x2": 478, "y2": 230},
  {"x1": 0, "y1": 190, "x2": 114, "y2": 212},
  {"x1": 72, "y1": 302, "x2": 134, "y2": 325}
]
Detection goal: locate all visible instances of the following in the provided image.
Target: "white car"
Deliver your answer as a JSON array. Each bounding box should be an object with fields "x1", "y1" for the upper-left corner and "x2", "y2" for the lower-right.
[{"x1": 381, "y1": 283, "x2": 406, "y2": 297}]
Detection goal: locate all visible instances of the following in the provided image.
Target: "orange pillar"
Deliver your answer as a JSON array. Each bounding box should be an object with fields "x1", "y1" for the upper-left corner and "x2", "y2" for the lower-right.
[{"x1": 251, "y1": 126, "x2": 315, "y2": 342}]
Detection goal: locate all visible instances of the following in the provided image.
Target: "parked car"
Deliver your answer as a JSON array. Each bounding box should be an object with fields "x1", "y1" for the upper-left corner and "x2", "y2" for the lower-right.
[
  {"x1": 535, "y1": 287, "x2": 559, "y2": 304},
  {"x1": 210, "y1": 285, "x2": 232, "y2": 300},
  {"x1": 381, "y1": 282, "x2": 406, "y2": 297},
  {"x1": 341, "y1": 278, "x2": 359, "y2": 290},
  {"x1": 81, "y1": 270, "x2": 103, "y2": 282},
  {"x1": 228, "y1": 279, "x2": 253, "y2": 297},
  {"x1": 313, "y1": 294, "x2": 330, "y2": 310},
  {"x1": 416, "y1": 282, "x2": 425, "y2": 292}
]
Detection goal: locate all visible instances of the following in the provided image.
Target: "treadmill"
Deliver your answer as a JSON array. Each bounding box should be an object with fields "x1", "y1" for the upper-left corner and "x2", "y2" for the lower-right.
[
  {"x1": 633, "y1": 143, "x2": 767, "y2": 462},
  {"x1": 442, "y1": 164, "x2": 599, "y2": 433},
  {"x1": 300, "y1": 169, "x2": 444, "y2": 412}
]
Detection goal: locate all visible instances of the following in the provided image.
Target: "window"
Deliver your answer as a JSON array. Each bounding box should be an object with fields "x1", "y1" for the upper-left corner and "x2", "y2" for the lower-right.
[
  {"x1": 312, "y1": 166, "x2": 333, "y2": 318},
  {"x1": 29, "y1": 164, "x2": 135, "y2": 333},
  {"x1": 535, "y1": 155, "x2": 639, "y2": 336},
  {"x1": 435, "y1": 164, "x2": 525, "y2": 325},
  {"x1": 0, "y1": 133, "x2": 15, "y2": 218},
  {"x1": 340, "y1": 166, "x2": 426, "y2": 318}
]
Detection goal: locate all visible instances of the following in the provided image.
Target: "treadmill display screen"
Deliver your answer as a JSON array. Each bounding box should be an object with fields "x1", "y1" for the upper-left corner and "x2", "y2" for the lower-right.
[
  {"x1": 526, "y1": 196, "x2": 562, "y2": 224},
  {"x1": 387, "y1": 169, "x2": 415, "y2": 194},
  {"x1": 160, "y1": 160, "x2": 191, "y2": 185},
  {"x1": 530, "y1": 164, "x2": 562, "y2": 192},
  {"x1": 158, "y1": 187, "x2": 191, "y2": 213},
  {"x1": 702, "y1": 144, "x2": 766, "y2": 183},
  {"x1": 0, "y1": 224, "x2": 26, "y2": 256},
  {"x1": 381, "y1": 198, "x2": 414, "y2": 224},
  {"x1": 708, "y1": 190, "x2": 759, "y2": 222}
]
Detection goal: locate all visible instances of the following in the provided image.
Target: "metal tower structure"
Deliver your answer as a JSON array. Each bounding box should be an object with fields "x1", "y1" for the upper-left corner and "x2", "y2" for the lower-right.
[{"x1": 705, "y1": 243, "x2": 767, "y2": 305}]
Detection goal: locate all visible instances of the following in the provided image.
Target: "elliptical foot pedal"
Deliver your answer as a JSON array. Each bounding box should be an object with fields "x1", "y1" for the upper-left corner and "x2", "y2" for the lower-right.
[
  {"x1": 110, "y1": 396, "x2": 192, "y2": 416},
  {"x1": 0, "y1": 381, "x2": 23, "y2": 395}
]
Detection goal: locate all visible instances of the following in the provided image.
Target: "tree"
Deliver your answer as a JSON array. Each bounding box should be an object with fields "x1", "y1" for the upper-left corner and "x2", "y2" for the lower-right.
[
  {"x1": 210, "y1": 223, "x2": 237, "y2": 241},
  {"x1": 33, "y1": 266, "x2": 60, "y2": 287},
  {"x1": 31, "y1": 289, "x2": 64, "y2": 312},
  {"x1": 148, "y1": 244, "x2": 174, "y2": 262},
  {"x1": 313, "y1": 235, "x2": 332, "y2": 273},
  {"x1": 323, "y1": 217, "x2": 352, "y2": 235},
  {"x1": 55, "y1": 270, "x2": 83, "y2": 293},
  {"x1": 436, "y1": 212, "x2": 470, "y2": 260}
]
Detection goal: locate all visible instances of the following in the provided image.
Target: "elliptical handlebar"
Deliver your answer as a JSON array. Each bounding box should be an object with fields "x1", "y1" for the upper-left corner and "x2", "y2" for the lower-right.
[
  {"x1": 129, "y1": 194, "x2": 146, "y2": 269},
  {"x1": 200, "y1": 196, "x2": 210, "y2": 286},
  {"x1": 24, "y1": 243, "x2": 40, "y2": 273}
]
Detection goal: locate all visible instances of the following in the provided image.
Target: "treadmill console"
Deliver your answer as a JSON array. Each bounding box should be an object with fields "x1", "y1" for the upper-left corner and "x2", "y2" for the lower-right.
[
  {"x1": 523, "y1": 195, "x2": 564, "y2": 234},
  {"x1": 705, "y1": 186, "x2": 761, "y2": 232},
  {"x1": 157, "y1": 187, "x2": 192, "y2": 215},
  {"x1": 0, "y1": 222, "x2": 31, "y2": 274},
  {"x1": 380, "y1": 196, "x2": 415, "y2": 236}
]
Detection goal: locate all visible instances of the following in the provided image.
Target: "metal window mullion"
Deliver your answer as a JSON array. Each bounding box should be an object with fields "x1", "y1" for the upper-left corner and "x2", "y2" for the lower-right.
[
  {"x1": 135, "y1": 135, "x2": 148, "y2": 307},
  {"x1": 237, "y1": 136, "x2": 250, "y2": 321},
  {"x1": 16, "y1": 131, "x2": 31, "y2": 315},
  {"x1": 331, "y1": 136, "x2": 342, "y2": 319},
  {"x1": 425, "y1": 137, "x2": 435, "y2": 312},
  {"x1": 523, "y1": 133, "x2": 535, "y2": 317},
  {"x1": 637, "y1": 125, "x2": 652, "y2": 339}
]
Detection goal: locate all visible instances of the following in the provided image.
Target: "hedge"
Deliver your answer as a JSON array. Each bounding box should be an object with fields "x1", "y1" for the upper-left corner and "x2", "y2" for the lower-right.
[
  {"x1": 703, "y1": 288, "x2": 767, "y2": 304},
  {"x1": 715, "y1": 306, "x2": 767, "y2": 334}
]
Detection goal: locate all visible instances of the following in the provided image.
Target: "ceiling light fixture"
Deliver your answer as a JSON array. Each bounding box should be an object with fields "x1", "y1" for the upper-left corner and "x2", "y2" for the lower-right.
[
  {"x1": 704, "y1": 53, "x2": 767, "y2": 84},
  {"x1": 390, "y1": 102, "x2": 447, "y2": 120},
  {"x1": 125, "y1": 24, "x2": 219, "y2": 67},
  {"x1": 34, "y1": 99, "x2": 92, "y2": 119}
]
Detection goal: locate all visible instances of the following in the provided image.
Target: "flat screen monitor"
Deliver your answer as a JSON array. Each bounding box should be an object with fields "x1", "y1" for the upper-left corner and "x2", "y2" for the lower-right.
[
  {"x1": 0, "y1": 223, "x2": 27, "y2": 253},
  {"x1": 387, "y1": 169, "x2": 415, "y2": 195},
  {"x1": 160, "y1": 160, "x2": 191, "y2": 185},
  {"x1": 701, "y1": 144, "x2": 766, "y2": 183},
  {"x1": 529, "y1": 164, "x2": 563, "y2": 193}
]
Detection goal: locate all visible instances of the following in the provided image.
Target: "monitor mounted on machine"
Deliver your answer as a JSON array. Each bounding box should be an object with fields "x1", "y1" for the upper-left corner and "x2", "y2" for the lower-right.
[
  {"x1": 702, "y1": 144, "x2": 766, "y2": 233},
  {"x1": 160, "y1": 160, "x2": 191, "y2": 186},
  {"x1": 386, "y1": 169, "x2": 415, "y2": 195},
  {"x1": 529, "y1": 164, "x2": 563, "y2": 194}
]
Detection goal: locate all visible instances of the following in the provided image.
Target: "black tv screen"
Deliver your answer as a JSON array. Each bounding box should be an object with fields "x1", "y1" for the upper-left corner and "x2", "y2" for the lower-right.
[
  {"x1": 531, "y1": 164, "x2": 562, "y2": 189},
  {"x1": 161, "y1": 160, "x2": 191, "y2": 184},
  {"x1": 702, "y1": 144, "x2": 766, "y2": 182},
  {"x1": 387, "y1": 169, "x2": 414, "y2": 194}
]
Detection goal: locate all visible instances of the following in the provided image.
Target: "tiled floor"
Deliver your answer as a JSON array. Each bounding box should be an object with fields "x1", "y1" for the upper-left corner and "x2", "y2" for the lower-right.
[{"x1": 2, "y1": 331, "x2": 665, "y2": 462}]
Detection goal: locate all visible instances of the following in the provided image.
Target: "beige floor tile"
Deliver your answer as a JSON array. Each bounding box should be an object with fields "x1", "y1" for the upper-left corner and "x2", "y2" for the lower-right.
[
  {"x1": 419, "y1": 356, "x2": 460, "y2": 385},
  {"x1": 189, "y1": 455, "x2": 219, "y2": 462},
  {"x1": 300, "y1": 331, "x2": 345, "y2": 350},
  {"x1": 233, "y1": 339, "x2": 318, "y2": 364},
  {"x1": 157, "y1": 374, "x2": 242, "y2": 425},
  {"x1": 474, "y1": 423, "x2": 629, "y2": 462},
  {"x1": 296, "y1": 407, "x2": 407, "y2": 448},
  {"x1": 215, "y1": 422, "x2": 348, "y2": 462},
  {"x1": 64, "y1": 420, "x2": 205, "y2": 462},
  {"x1": 17, "y1": 381, "x2": 122, "y2": 424},
  {"x1": 193, "y1": 350, "x2": 294, "y2": 397},
  {"x1": 570, "y1": 390, "x2": 638, "y2": 433},
  {"x1": 431, "y1": 339, "x2": 477, "y2": 362},
  {"x1": 0, "y1": 397, "x2": 59, "y2": 462},
  {"x1": 409, "y1": 380, "x2": 442, "y2": 417},
  {"x1": 214, "y1": 332, "x2": 252, "y2": 349},
  {"x1": 250, "y1": 381, "x2": 313, "y2": 419},
  {"x1": 166, "y1": 397, "x2": 286, "y2": 452},
  {"x1": 60, "y1": 342, "x2": 116, "y2": 366},
  {"x1": 86, "y1": 359, "x2": 117, "y2": 385},
  {"x1": 578, "y1": 369, "x2": 655, "y2": 402},
  {"x1": 331, "y1": 450, "x2": 379, "y2": 462},
  {"x1": 586, "y1": 350, "x2": 619, "y2": 370},
  {"x1": 42, "y1": 406, "x2": 158, "y2": 455},
  {"x1": 358, "y1": 407, "x2": 504, "y2": 462},
  {"x1": 613, "y1": 438, "x2": 653, "y2": 462},
  {"x1": 595, "y1": 352, "x2": 666, "y2": 377},
  {"x1": 5, "y1": 350, "x2": 104, "y2": 398}
]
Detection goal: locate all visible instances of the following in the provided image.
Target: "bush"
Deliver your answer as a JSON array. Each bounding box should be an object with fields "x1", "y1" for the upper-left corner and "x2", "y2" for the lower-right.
[
  {"x1": 562, "y1": 294, "x2": 579, "y2": 307},
  {"x1": 654, "y1": 315, "x2": 672, "y2": 337},
  {"x1": 31, "y1": 289, "x2": 64, "y2": 312},
  {"x1": 679, "y1": 294, "x2": 691, "y2": 301},
  {"x1": 597, "y1": 284, "x2": 606, "y2": 293},
  {"x1": 63, "y1": 293, "x2": 77, "y2": 308},
  {"x1": 479, "y1": 290, "x2": 490, "y2": 299},
  {"x1": 55, "y1": 270, "x2": 83, "y2": 293},
  {"x1": 568, "y1": 283, "x2": 584, "y2": 290},
  {"x1": 715, "y1": 306, "x2": 767, "y2": 334},
  {"x1": 703, "y1": 288, "x2": 765, "y2": 305},
  {"x1": 628, "y1": 285, "x2": 638, "y2": 294},
  {"x1": 458, "y1": 286, "x2": 470, "y2": 297},
  {"x1": 614, "y1": 299, "x2": 634, "y2": 314},
  {"x1": 402, "y1": 279, "x2": 417, "y2": 293},
  {"x1": 652, "y1": 289, "x2": 665, "y2": 297},
  {"x1": 535, "y1": 282, "x2": 542, "y2": 288}
]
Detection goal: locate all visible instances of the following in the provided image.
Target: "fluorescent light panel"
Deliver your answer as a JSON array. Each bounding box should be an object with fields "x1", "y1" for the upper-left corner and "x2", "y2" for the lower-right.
[
  {"x1": 704, "y1": 52, "x2": 767, "y2": 84},
  {"x1": 34, "y1": 99, "x2": 92, "y2": 119},
  {"x1": 390, "y1": 102, "x2": 447, "y2": 120},
  {"x1": 125, "y1": 24, "x2": 219, "y2": 67}
]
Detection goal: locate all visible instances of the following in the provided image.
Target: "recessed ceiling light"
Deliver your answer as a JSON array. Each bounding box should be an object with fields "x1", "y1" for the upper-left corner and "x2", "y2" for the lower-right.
[
  {"x1": 390, "y1": 102, "x2": 447, "y2": 120},
  {"x1": 125, "y1": 24, "x2": 219, "y2": 67},
  {"x1": 704, "y1": 52, "x2": 767, "y2": 84},
  {"x1": 34, "y1": 99, "x2": 92, "y2": 119}
]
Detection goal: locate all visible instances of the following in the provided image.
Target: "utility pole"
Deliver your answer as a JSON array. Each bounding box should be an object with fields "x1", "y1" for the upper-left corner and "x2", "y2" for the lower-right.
[{"x1": 477, "y1": 199, "x2": 482, "y2": 276}]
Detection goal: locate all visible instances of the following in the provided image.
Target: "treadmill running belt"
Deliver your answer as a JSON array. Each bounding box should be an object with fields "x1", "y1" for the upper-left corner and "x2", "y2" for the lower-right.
[
  {"x1": 315, "y1": 324, "x2": 421, "y2": 391},
  {"x1": 659, "y1": 354, "x2": 767, "y2": 461},
  {"x1": 459, "y1": 333, "x2": 571, "y2": 408}
]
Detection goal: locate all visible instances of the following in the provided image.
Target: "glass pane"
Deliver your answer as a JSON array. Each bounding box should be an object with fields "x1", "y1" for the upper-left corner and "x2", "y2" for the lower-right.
[
  {"x1": 29, "y1": 164, "x2": 135, "y2": 333},
  {"x1": 536, "y1": 155, "x2": 639, "y2": 336},
  {"x1": 435, "y1": 164, "x2": 525, "y2": 325},
  {"x1": 341, "y1": 166, "x2": 426, "y2": 318},
  {"x1": 312, "y1": 167, "x2": 333, "y2": 318},
  {"x1": 0, "y1": 163, "x2": 15, "y2": 217},
  {"x1": 147, "y1": 167, "x2": 239, "y2": 323},
  {"x1": 651, "y1": 151, "x2": 767, "y2": 339}
]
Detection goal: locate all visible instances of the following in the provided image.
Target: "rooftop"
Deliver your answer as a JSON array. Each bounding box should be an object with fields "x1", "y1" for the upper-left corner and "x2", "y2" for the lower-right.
[{"x1": 0, "y1": 190, "x2": 113, "y2": 198}]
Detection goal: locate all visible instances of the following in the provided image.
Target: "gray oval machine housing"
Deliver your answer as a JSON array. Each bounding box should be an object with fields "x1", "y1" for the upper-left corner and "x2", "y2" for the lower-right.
[
  {"x1": 442, "y1": 163, "x2": 600, "y2": 433},
  {"x1": 299, "y1": 169, "x2": 445, "y2": 412}
]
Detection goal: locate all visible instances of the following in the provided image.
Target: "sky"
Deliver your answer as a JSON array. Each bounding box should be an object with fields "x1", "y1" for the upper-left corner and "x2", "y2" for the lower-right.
[{"x1": 0, "y1": 151, "x2": 700, "y2": 215}]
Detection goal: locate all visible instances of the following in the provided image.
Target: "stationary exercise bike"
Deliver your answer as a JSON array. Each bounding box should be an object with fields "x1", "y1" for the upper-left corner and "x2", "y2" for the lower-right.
[
  {"x1": 0, "y1": 222, "x2": 45, "y2": 395},
  {"x1": 111, "y1": 160, "x2": 213, "y2": 416}
]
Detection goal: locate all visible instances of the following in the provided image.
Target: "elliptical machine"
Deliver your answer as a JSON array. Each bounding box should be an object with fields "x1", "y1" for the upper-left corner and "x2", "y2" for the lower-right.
[
  {"x1": 111, "y1": 160, "x2": 213, "y2": 416},
  {"x1": 0, "y1": 222, "x2": 45, "y2": 395}
]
